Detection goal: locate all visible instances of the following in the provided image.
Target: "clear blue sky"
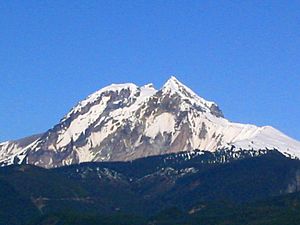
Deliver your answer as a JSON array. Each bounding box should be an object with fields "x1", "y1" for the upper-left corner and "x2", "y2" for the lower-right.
[{"x1": 1, "y1": 1, "x2": 300, "y2": 142}]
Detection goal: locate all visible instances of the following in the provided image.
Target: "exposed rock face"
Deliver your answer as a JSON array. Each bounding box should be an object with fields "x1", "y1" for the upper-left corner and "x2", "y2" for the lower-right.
[{"x1": 1, "y1": 76, "x2": 300, "y2": 168}]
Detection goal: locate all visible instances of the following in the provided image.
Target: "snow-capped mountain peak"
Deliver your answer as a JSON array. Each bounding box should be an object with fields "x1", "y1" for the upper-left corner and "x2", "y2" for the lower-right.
[
  {"x1": 162, "y1": 76, "x2": 203, "y2": 100},
  {"x1": 1, "y1": 76, "x2": 300, "y2": 168},
  {"x1": 162, "y1": 76, "x2": 183, "y2": 91},
  {"x1": 161, "y1": 76, "x2": 221, "y2": 116},
  {"x1": 64, "y1": 82, "x2": 139, "y2": 119}
]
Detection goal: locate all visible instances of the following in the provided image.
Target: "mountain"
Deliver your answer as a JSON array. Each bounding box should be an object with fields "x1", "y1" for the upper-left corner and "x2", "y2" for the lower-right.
[
  {"x1": 1, "y1": 150, "x2": 300, "y2": 225},
  {"x1": 1, "y1": 76, "x2": 300, "y2": 168}
]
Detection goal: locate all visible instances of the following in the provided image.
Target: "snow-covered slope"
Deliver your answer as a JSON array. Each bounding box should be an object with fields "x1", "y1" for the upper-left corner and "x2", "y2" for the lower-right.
[
  {"x1": 0, "y1": 134, "x2": 41, "y2": 166},
  {"x1": 1, "y1": 76, "x2": 300, "y2": 168}
]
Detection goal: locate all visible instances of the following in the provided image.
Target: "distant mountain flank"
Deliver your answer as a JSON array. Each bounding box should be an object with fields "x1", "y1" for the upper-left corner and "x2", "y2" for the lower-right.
[{"x1": 1, "y1": 76, "x2": 300, "y2": 168}]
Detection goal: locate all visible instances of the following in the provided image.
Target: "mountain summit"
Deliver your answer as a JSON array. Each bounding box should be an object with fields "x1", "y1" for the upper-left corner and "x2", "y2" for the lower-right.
[{"x1": 1, "y1": 76, "x2": 300, "y2": 168}]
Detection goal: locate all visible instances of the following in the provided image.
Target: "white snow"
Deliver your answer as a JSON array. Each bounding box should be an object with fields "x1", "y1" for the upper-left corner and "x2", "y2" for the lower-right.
[
  {"x1": 109, "y1": 83, "x2": 157, "y2": 119},
  {"x1": 57, "y1": 95, "x2": 111, "y2": 148},
  {"x1": 232, "y1": 126, "x2": 300, "y2": 158},
  {"x1": 0, "y1": 139, "x2": 39, "y2": 166},
  {"x1": 1, "y1": 76, "x2": 300, "y2": 166},
  {"x1": 145, "y1": 113, "x2": 176, "y2": 138},
  {"x1": 162, "y1": 76, "x2": 216, "y2": 109},
  {"x1": 65, "y1": 83, "x2": 138, "y2": 119},
  {"x1": 48, "y1": 82, "x2": 157, "y2": 162}
]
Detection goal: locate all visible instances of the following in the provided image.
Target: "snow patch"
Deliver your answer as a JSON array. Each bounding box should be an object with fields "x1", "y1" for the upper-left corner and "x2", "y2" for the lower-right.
[{"x1": 145, "y1": 113, "x2": 176, "y2": 138}]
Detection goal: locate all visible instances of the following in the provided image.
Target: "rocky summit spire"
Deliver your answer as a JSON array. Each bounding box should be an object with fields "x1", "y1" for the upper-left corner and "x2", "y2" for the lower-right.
[
  {"x1": 162, "y1": 76, "x2": 194, "y2": 96},
  {"x1": 161, "y1": 76, "x2": 222, "y2": 117},
  {"x1": 162, "y1": 76, "x2": 182, "y2": 90}
]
